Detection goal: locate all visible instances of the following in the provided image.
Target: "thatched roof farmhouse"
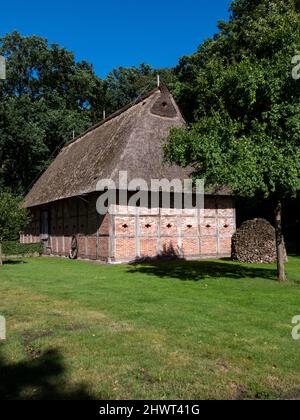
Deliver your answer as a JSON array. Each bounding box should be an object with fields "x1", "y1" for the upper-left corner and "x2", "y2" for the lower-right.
[{"x1": 22, "y1": 86, "x2": 236, "y2": 262}]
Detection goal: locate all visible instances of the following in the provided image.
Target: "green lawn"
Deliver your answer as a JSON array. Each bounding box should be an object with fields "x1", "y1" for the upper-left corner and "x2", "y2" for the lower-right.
[{"x1": 1, "y1": 256, "x2": 300, "y2": 400}]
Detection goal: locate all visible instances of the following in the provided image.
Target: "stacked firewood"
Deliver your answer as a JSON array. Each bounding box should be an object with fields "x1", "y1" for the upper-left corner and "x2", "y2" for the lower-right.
[{"x1": 232, "y1": 218, "x2": 282, "y2": 264}]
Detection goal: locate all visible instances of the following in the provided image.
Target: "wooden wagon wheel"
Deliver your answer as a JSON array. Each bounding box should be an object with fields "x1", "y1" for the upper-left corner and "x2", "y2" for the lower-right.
[{"x1": 69, "y1": 235, "x2": 78, "y2": 260}]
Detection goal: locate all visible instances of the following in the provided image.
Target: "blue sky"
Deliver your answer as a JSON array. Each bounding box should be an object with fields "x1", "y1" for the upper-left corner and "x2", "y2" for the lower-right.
[{"x1": 1, "y1": 0, "x2": 231, "y2": 78}]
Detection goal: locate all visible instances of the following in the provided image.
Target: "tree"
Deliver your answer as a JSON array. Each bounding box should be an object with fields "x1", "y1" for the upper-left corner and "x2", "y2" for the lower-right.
[
  {"x1": 0, "y1": 191, "x2": 30, "y2": 265},
  {"x1": 165, "y1": 0, "x2": 300, "y2": 282},
  {"x1": 0, "y1": 33, "x2": 177, "y2": 194},
  {"x1": 0, "y1": 32, "x2": 105, "y2": 194},
  {"x1": 0, "y1": 192, "x2": 30, "y2": 241},
  {"x1": 104, "y1": 64, "x2": 178, "y2": 115}
]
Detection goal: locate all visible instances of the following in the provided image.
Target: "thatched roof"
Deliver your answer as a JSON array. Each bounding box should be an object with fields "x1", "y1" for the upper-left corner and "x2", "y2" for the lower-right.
[{"x1": 24, "y1": 86, "x2": 195, "y2": 208}]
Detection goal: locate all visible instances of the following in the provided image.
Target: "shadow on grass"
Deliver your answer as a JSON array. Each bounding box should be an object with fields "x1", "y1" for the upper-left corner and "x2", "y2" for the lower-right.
[
  {"x1": 3, "y1": 260, "x2": 27, "y2": 265},
  {"x1": 0, "y1": 348, "x2": 95, "y2": 400},
  {"x1": 127, "y1": 260, "x2": 277, "y2": 282}
]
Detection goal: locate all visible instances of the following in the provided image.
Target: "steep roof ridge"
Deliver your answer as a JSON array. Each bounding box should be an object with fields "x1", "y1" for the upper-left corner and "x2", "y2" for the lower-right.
[
  {"x1": 65, "y1": 87, "x2": 160, "y2": 148},
  {"x1": 23, "y1": 85, "x2": 205, "y2": 209},
  {"x1": 109, "y1": 89, "x2": 162, "y2": 183}
]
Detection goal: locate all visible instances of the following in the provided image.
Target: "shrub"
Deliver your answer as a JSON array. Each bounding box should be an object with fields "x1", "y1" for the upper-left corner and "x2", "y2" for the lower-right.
[
  {"x1": 1, "y1": 241, "x2": 43, "y2": 257},
  {"x1": 0, "y1": 192, "x2": 30, "y2": 241}
]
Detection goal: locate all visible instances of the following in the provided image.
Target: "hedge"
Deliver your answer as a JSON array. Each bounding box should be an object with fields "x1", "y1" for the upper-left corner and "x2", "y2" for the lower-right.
[{"x1": 1, "y1": 241, "x2": 43, "y2": 257}]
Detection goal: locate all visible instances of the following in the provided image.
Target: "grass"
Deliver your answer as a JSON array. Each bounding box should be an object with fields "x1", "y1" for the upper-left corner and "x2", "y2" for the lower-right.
[{"x1": 0, "y1": 256, "x2": 300, "y2": 400}]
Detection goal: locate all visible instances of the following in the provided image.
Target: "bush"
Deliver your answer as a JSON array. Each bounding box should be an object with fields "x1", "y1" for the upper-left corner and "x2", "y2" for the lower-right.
[
  {"x1": 0, "y1": 192, "x2": 30, "y2": 241},
  {"x1": 1, "y1": 241, "x2": 43, "y2": 257}
]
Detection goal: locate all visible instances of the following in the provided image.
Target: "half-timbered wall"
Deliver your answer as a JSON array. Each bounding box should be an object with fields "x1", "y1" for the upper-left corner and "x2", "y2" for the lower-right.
[
  {"x1": 111, "y1": 196, "x2": 235, "y2": 262},
  {"x1": 20, "y1": 195, "x2": 235, "y2": 263}
]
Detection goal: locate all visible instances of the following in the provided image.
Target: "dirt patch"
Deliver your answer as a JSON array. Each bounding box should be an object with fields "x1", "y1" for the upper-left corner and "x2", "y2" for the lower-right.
[
  {"x1": 23, "y1": 331, "x2": 54, "y2": 360},
  {"x1": 230, "y1": 382, "x2": 247, "y2": 400},
  {"x1": 283, "y1": 389, "x2": 300, "y2": 400},
  {"x1": 64, "y1": 323, "x2": 84, "y2": 332},
  {"x1": 218, "y1": 362, "x2": 229, "y2": 374},
  {"x1": 136, "y1": 368, "x2": 158, "y2": 385}
]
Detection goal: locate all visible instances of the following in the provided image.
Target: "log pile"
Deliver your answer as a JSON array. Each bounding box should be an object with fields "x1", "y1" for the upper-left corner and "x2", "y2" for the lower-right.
[{"x1": 232, "y1": 218, "x2": 284, "y2": 264}]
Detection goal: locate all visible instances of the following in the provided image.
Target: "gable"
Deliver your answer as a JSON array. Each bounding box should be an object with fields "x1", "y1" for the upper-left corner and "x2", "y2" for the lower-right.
[{"x1": 23, "y1": 87, "x2": 191, "y2": 208}]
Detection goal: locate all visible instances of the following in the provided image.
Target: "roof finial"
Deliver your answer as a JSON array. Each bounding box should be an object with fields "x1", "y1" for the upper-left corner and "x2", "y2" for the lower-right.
[{"x1": 157, "y1": 74, "x2": 160, "y2": 88}]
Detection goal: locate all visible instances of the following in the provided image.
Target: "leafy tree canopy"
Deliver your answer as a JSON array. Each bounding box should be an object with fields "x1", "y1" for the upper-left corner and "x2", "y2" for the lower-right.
[
  {"x1": 0, "y1": 31, "x2": 104, "y2": 194},
  {"x1": 104, "y1": 64, "x2": 177, "y2": 115},
  {"x1": 0, "y1": 32, "x2": 176, "y2": 194},
  {"x1": 165, "y1": 0, "x2": 300, "y2": 281},
  {"x1": 0, "y1": 192, "x2": 30, "y2": 241},
  {"x1": 166, "y1": 0, "x2": 300, "y2": 199}
]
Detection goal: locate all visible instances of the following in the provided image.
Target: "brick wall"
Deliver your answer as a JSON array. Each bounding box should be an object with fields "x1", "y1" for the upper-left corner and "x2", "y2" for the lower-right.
[
  {"x1": 112, "y1": 196, "x2": 236, "y2": 262},
  {"x1": 21, "y1": 195, "x2": 235, "y2": 263},
  {"x1": 21, "y1": 194, "x2": 111, "y2": 261}
]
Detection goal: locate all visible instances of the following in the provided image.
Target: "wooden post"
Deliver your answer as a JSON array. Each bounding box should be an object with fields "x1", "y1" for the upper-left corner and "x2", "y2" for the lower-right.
[
  {"x1": 0, "y1": 243, "x2": 3, "y2": 266},
  {"x1": 275, "y1": 201, "x2": 287, "y2": 283}
]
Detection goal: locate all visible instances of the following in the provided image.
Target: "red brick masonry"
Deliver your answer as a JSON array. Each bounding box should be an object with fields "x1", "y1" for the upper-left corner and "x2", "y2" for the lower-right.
[{"x1": 21, "y1": 195, "x2": 236, "y2": 263}]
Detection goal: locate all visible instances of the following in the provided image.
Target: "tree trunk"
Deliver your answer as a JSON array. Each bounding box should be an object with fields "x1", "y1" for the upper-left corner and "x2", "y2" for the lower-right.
[
  {"x1": 0, "y1": 243, "x2": 2, "y2": 266},
  {"x1": 275, "y1": 201, "x2": 287, "y2": 283}
]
